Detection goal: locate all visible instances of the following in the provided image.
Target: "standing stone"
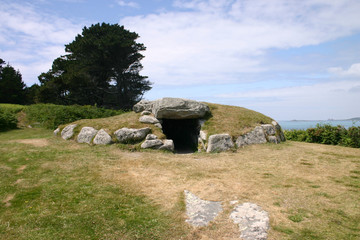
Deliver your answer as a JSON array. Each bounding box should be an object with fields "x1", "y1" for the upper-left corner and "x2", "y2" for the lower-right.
[
  {"x1": 236, "y1": 126, "x2": 267, "y2": 147},
  {"x1": 152, "y1": 98, "x2": 210, "y2": 119},
  {"x1": 139, "y1": 115, "x2": 160, "y2": 124},
  {"x1": 77, "y1": 127, "x2": 98, "y2": 144},
  {"x1": 199, "y1": 130, "x2": 207, "y2": 141},
  {"x1": 159, "y1": 139, "x2": 174, "y2": 152},
  {"x1": 133, "y1": 100, "x2": 153, "y2": 113},
  {"x1": 272, "y1": 121, "x2": 286, "y2": 142},
  {"x1": 230, "y1": 202, "x2": 270, "y2": 240},
  {"x1": 61, "y1": 124, "x2": 77, "y2": 140},
  {"x1": 93, "y1": 129, "x2": 112, "y2": 145},
  {"x1": 114, "y1": 127, "x2": 151, "y2": 143},
  {"x1": 141, "y1": 139, "x2": 163, "y2": 149},
  {"x1": 206, "y1": 134, "x2": 234, "y2": 153},
  {"x1": 184, "y1": 190, "x2": 223, "y2": 227},
  {"x1": 53, "y1": 127, "x2": 60, "y2": 136}
]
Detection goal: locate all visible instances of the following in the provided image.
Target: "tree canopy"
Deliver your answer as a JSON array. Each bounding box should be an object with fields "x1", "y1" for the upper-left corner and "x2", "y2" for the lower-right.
[
  {"x1": 37, "y1": 23, "x2": 151, "y2": 109},
  {"x1": 0, "y1": 58, "x2": 27, "y2": 104}
]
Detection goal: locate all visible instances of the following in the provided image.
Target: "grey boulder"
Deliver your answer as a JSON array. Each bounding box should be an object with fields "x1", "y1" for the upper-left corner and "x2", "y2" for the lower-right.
[
  {"x1": 152, "y1": 98, "x2": 210, "y2": 119},
  {"x1": 141, "y1": 139, "x2": 163, "y2": 149},
  {"x1": 114, "y1": 127, "x2": 150, "y2": 143},
  {"x1": 206, "y1": 134, "x2": 234, "y2": 153},
  {"x1": 236, "y1": 126, "x2": 267, "y2": 147},
  {"x1": 159, "y1": 139, "x2": 174, "y2": 152},
  {"x1": 77, "y1": 127, "x2": 98, "y2": 144},
  {"x1": 93, "y1": 129, "x2": 112, "y2": 145},
  {"x1": 139, "y1": 115, "x2": 160, "y2": 124},
  {"x1": 61, "y1": 124, "x2": 77, "y2": 140}
]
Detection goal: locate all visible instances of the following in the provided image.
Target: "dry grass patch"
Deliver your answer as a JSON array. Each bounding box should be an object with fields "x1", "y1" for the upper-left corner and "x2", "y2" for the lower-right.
[
  {"x1": 12, "y1": 139, "x2": 49, "y2": 147},
  {"x1": 98, "y1": 141, "x2": 360, "y2": 239}
]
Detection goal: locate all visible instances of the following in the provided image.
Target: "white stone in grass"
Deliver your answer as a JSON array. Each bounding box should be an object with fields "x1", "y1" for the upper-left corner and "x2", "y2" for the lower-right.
[
  {"x1": 77, "y1": 127, "x2": 98, "y2": 144},
  {"x1": 230, "y1": 202, "x2": 270, "y2": 240},
  {"x1": 114, "y1": 127, "x2": 151, "y2": 143},
  {"x1": 61, "y1": 124, "x2": 77, "y2": 140},
  {"x1": 93, "y1": 129, "x2": 112, "y2": 145},
  {"x1": 53, "y1": 127, "x2": 60, "y2": 136},
  {"x1": 184, "y1": 190, "x2": 223, "y2": 227}
]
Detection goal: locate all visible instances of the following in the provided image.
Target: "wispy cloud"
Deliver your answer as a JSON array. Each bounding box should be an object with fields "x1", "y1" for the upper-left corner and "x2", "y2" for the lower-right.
[
  {"x1": 121, "y1": 0, "x2": 360, "y2": 86},
  {"x1": 117, "y1": 0, "x2": 139, "y2": 8},
  {"x1": 0, "y1": 2, "x2": 83, "y2": 84},
  {"x1": 329, "y1": 63, "x2": 360, "y2": 77}
]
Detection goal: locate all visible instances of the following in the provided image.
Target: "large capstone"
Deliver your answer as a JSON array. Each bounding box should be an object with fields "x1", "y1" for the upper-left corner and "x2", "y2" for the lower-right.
[{"x1": 152, "y1": 98, "x2": 210, "y2": 119}]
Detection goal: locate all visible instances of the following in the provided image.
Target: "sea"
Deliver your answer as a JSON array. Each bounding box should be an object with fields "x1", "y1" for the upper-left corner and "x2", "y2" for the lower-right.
[{"x1": 278, "y1": 120, "x2": 360, "y2": 130}]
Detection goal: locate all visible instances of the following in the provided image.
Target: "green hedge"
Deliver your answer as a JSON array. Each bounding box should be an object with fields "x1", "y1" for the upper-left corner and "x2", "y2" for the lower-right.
[
  {"x1": 25, "y1": 104, "x2": 124, "y2": 129},
  {"x1": 284, "y1": 124, "x2": 360, "y2": 148}
]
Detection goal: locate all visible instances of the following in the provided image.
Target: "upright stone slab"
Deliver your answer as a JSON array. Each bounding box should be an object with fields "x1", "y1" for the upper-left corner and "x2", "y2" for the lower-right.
[
  {"x1": 159, "y1": 139, "x2": 174, "y2": 152},
  {"x1": 206, "y1": 134, "x2": 234, "y2": 153},
  {"x1": 152, "y1": 98, "x2": 210, "y2": 119},
  {"x1": 114, "y1": 127, "x2": 151, "y2": 143},
  {"x1": 230, "y1": 202, "x2": 270, "y2": 240},
  {"x1": 61, "y1": 124, "x2": 77, "y2": 140},
  {"x1": 236, "y1": 126, "x2": 267, "y2": 147},
  {"x1": 93, "y1": 129, "x2": 112, "y2": 145},
  {"x1": 77, "y1": 127, "x2": 98, "y2": 144},
  {"x1": 184, "y1": 190, "x2": 223, "y2": 227}
]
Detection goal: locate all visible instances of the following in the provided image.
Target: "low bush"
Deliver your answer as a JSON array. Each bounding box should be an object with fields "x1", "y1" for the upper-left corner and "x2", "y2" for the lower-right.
[
  {"x1": 284, "y1": 124, "x2": 360, "y2": 148},
  {"x1": 25, "y1": 104, "x2": 124, "y2": 129},
  {"x1": 0, "y1": 108, "x2": 18, "y2": 131}
]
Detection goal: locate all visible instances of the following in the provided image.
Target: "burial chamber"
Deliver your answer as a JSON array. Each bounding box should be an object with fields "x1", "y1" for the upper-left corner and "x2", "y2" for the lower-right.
[
  {"x1": 161, "y1": 118, "x2": 200, "y2": 153},
  {"x1": 134, "y1": 98, "x2": 210, "y2": 153}
]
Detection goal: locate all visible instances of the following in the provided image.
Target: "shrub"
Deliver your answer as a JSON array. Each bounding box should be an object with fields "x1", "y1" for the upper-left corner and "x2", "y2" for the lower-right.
[
  {"x1": 0, "y1": 108, "x2": 18, "y2": 131},
  {"x1": 285, "y1": 124, "x2": 360, "y2": 148},
  {"x1": 25, "y1": 104, "x2": 124, "y2": 129}
]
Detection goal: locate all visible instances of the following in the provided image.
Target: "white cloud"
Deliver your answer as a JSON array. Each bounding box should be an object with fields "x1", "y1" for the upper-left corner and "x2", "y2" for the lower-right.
[
  {"x1": 329, "y1": 63, "x2": 360, "y2": 77},
  {"x1": 117, "y1": 0, "x2": 139, "y2": 8},
  {"x1": 121, "y1": 0, "x2": 360, "y2": 86},
  {"x1": 0, "y1": 2, "x2": 84, "y2": 85}
]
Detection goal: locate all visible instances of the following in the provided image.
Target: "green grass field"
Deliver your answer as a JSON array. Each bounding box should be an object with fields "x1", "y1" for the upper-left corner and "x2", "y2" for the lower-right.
[{"x1": 1, "y1": 127, "x2": 359, "y2": 239}]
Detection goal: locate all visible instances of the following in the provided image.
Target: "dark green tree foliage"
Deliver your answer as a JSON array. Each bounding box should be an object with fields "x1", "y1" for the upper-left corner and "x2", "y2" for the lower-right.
[
  {"x1": 37, "y1": 23, "x2": 151, "y2": 109},
  {"x1": 0, "y1": 58, "x2": 27, "y2": 104}
]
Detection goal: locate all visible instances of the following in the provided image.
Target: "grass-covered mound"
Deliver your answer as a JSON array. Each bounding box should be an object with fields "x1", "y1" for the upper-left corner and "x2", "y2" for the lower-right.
[{"x1": 58, "y1": 102, "x2": 274, "y2": 142}]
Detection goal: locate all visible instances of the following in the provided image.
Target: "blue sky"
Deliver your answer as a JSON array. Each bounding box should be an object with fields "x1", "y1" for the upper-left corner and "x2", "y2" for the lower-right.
[{"x1": 1, "y1": 0, "x2": 360, "y2": 120}]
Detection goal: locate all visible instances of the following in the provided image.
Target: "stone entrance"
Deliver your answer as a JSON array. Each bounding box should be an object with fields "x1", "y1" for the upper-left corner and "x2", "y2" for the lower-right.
[{"x1": 161, "y1": 119, "x2": 200, "y2": 153}]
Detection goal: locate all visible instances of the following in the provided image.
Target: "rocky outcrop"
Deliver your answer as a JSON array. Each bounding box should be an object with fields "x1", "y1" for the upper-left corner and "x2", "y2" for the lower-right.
[
  {"x1": 230, "y1": 202, "x2": 270, "y2": 240},
  {"x1": 61, "y1": 124, "x2": 77, "y2": 140},
  {"x1": 152, "y1": 98, "x2": 210, "y2": 119},
  {"x1": 184, "y1": 190, "x2": 223, "y2": 227},
  {"x1": 77, "y1": 127, "x2": 98, "y2": 144},
  {"x1": 206, "y1": 134, "x2": 234, "y2": 153},
  {"x1": 114, "y1": 127, "x2": 150, "y2": 143},
  {"x1": 93, "y1": 129, "x2": 112, "y2": 145}
]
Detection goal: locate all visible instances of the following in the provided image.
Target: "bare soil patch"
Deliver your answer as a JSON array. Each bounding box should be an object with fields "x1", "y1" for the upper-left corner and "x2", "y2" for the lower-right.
[{"x1": 12, "y1": 139, "x2": 49, "y2": 147}]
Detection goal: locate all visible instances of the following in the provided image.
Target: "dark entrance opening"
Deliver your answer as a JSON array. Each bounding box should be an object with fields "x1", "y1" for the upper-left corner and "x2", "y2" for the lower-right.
[{"x1": 161, "y1": 118, "x2": 200, "y2": 153}]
